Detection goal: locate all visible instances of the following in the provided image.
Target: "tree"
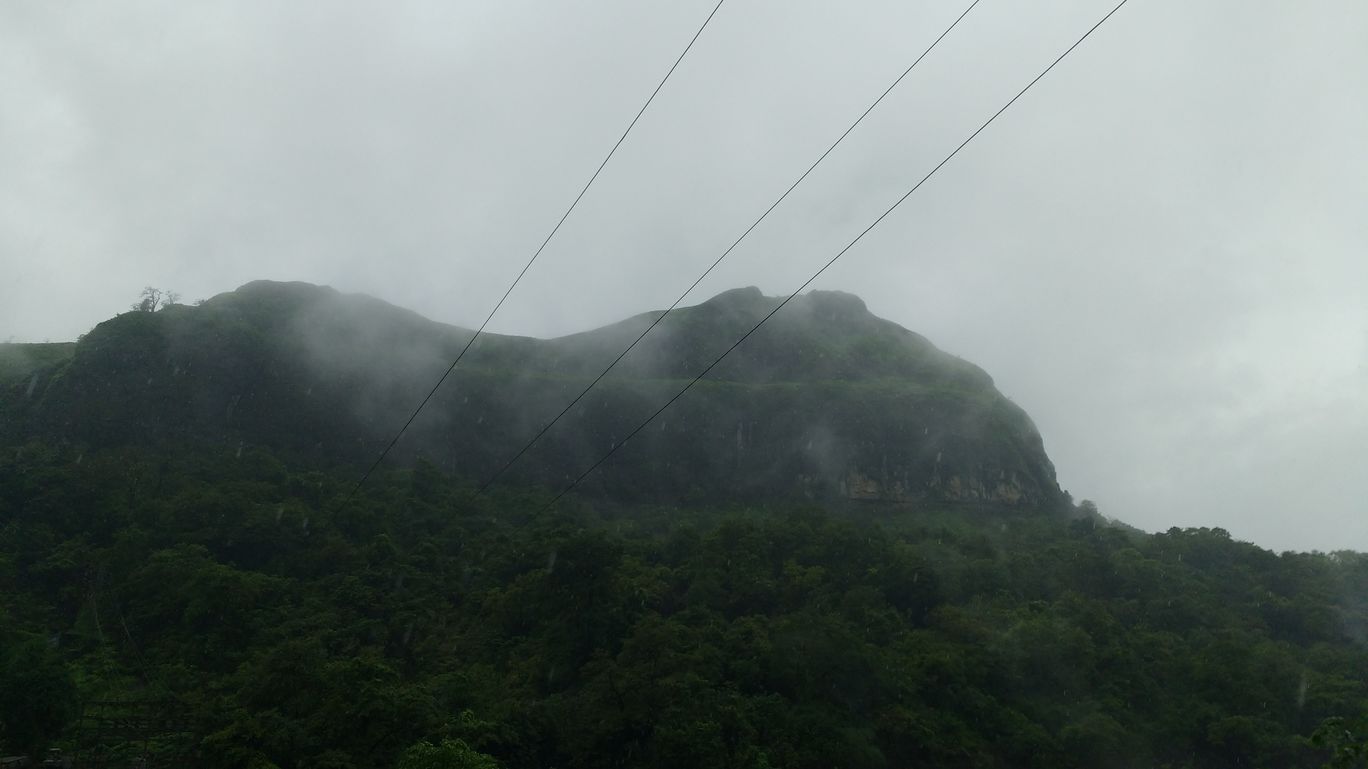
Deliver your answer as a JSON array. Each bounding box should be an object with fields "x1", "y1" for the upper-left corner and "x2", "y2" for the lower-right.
[
  {"x1": 1311, "y1": 715, "x2": 1368, "y2": 769},
  {"x1": 0, "y1": 636, "x2": 78, "y2": 758},
  {"x1": 397, "y1": 739, "x2": 500, "y2": 769},
  {"x1": 130, "y1": 286, "x2": 180, "y2": 312}
]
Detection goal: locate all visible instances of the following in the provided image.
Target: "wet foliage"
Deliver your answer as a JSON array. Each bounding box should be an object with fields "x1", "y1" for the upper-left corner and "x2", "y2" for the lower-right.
[
  {"x1": 0, "y1": 282, "x2": 1063, "y2": 510},
  {"x1": 2, "y1": 442, "x2": 1367, "y2": 767}
]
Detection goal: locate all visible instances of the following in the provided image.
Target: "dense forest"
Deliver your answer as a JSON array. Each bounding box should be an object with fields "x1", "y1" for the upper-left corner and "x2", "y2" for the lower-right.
[
  {"x1": 3, "y1": 287, "x2": 1367, "y2": 767},
  {"x1": 4, "y1": 440, "x2": 1368, "y2": 768}
]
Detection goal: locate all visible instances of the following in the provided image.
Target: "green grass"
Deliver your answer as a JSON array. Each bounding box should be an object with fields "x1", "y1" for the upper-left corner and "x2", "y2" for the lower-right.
[{"x1": 0, "y1": 342, "x2": 76, "y2": 384}]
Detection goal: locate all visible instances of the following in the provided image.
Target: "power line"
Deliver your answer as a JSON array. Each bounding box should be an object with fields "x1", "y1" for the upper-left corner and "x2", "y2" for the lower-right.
[
  {"x1": 476, "y1": 0, "x2": 984, "y2": 495},
  {"x1": 544, "y1": 0, "x2": 1132, "y2": 509},
  {"x1": 349, "y1": 0, "x2": 727, "y2": 497}
]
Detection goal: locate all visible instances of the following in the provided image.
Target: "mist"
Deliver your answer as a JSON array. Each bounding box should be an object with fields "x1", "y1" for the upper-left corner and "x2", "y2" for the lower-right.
[{"x1": 2, "y1": 0, "x2": 1365, "y2": 550}]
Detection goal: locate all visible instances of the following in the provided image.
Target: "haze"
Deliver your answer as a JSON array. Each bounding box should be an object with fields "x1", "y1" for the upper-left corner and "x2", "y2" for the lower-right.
[{"x1": 2, "y1": 0, "x2": 1364, "y2": 552}]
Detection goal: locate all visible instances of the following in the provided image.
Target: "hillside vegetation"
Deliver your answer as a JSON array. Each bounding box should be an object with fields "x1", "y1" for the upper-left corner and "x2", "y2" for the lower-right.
[
  {"x1": 1, "y1": 282, "x2": 1061, "y2": 508},
  {"x1": 3, "y1": 285, "x2": 1366, "y2": 768},
  {"x1": 3, "y1": 442, "x2": 1368, "y2": 767}
]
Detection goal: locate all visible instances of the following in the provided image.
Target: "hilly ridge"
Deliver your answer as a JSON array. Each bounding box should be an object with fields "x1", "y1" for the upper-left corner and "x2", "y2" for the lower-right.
[
  {"x1": 2, "y1": 281, "x2": 1062, "y2": 510},
  {"x1": 4, "y1": 282, "x2": 1368, "y2": 769}
]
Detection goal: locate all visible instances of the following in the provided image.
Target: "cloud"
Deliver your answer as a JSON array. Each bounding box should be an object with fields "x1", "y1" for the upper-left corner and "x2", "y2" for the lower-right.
[{"x1": 1, "y1": 0, "x2": 1365, "y2": 550}]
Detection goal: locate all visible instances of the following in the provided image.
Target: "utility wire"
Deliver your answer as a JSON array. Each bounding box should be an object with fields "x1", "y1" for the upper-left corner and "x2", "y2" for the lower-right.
[
  {"x1": 477, "y1": 0, "x2": 984, "y2": 494},
  {"x1": 349, "y1": 0, "x2": 727, "y2": 498},
  {"x1": 544, "y1": 0, "x2": 1132, "y2": 508}
]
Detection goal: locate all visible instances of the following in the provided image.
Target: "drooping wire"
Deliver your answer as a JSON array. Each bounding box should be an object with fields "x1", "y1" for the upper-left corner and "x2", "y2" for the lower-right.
[
  {"x1": 349, "y1": 0, "x2": 728, "y2": 497},
  {"x1": 543, "y1": 0, "x2": 1133, "y2": 508},
  {"x1": 476, "y1": 0, "x2": 985, "y2": 494}
]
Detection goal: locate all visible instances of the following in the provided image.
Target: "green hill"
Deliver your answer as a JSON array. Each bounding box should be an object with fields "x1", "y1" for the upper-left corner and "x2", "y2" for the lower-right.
[
  {"x1": 2, "y1": 281, "x2": 1062, "y2": 509},
  {"x1": 2, "y1": 441, "x2": 1367, "y2": 768},
  {"x1": 4, "y1": 282, "x2": 1366, "y2": 768}
]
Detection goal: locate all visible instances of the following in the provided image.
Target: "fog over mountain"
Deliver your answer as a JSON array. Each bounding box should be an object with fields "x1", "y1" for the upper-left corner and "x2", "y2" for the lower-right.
[
  {"x1": 1, "y1": 282, "x2": 1067, "y2": 515},
  {"x1": 2, "y1": 1, "x2": 1365, "y2": 550}
]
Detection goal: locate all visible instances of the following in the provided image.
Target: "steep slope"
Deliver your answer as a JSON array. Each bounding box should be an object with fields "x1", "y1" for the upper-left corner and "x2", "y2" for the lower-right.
[{"x1": 2, "y1": 281, "x2": 1062, "y2": 509}]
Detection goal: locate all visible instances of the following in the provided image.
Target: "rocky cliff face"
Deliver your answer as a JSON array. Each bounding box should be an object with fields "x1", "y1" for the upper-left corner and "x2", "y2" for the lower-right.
[{"x1": 2, "y1": 281, "x2": 1063, "y2": 510}]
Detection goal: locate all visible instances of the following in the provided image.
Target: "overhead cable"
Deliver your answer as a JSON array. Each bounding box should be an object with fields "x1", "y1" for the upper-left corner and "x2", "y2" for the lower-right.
[
  {"x1": 544, "y1": 0, "x2": 1132, "y2": 508},
  {"x1": 477, "y1": 0, "x2": 985, "y2": 494},
  {"x1": 349, "y1": 0, "x2": 728, "y2": 497}
]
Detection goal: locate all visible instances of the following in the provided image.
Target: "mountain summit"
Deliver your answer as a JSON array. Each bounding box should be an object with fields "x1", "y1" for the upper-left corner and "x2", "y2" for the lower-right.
[{"x1": 2, "y1": 281, "x2": 1062, "y2": 509}]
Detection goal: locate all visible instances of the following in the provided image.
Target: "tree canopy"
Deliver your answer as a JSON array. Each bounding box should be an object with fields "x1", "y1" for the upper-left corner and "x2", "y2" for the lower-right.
[{"x1": 2, "y1": 442, "x2": 1366, "y2": 767}]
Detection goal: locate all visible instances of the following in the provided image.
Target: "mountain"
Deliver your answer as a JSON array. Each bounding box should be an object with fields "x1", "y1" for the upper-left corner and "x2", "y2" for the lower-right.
[
  {"x1": 1, "y1": 280, "x2": 1062, "y2": 509},
  {"x1": 6, "y1": 283, "x2": 1368, "y2": 769}
]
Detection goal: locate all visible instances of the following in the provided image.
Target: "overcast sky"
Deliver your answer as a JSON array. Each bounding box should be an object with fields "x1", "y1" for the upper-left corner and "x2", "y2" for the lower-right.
[{"x1": 3, "y1": 0, "x2": 1365, "y2": 552}]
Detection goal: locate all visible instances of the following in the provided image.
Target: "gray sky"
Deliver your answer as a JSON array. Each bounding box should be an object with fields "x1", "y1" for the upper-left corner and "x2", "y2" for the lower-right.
[{"x1": 3, "y1": 0, "x2": 1365, "y2": 552}]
